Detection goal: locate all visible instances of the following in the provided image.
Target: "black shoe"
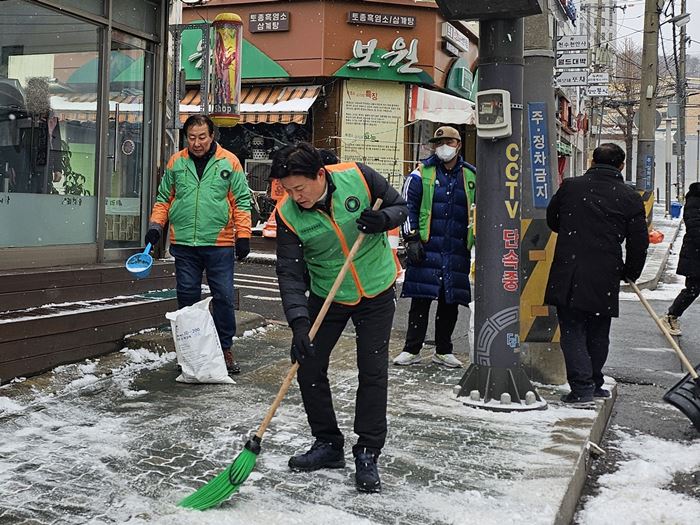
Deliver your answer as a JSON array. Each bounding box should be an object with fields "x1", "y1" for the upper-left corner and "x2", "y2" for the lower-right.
[
  {"x1": 560, "y1": 392, "x2": 594, "y2": 404},
  {"x1": 288, "y1": 441, "x2": 345, "y2": 472},
  {"x1": 593, "y1": 387, "x2": 611, "y2": 398},
  {"x1": 354, "y1": 449, "x2": 381, "y2": 493}
]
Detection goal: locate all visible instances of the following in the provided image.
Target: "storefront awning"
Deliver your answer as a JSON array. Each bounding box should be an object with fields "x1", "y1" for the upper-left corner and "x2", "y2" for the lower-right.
[
  {"x1": 408, "y1": 85, "x2": 475, "y2": 125},
  {"x1": 180, "y1": 85, "x2": 321, "y2": 125},
  {"x1": 48, "y1": 85, "x2": 320, "y2": 125},
  {"x1": 50, "y1": 94, "x2": 145, "y2": 123}
]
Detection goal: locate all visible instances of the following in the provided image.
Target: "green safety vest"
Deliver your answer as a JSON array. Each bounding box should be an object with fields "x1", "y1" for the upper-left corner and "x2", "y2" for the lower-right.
[
  {"x1": 418, "y1": 164, "x2": 476, "y2": 249},
  {"x1": 277, "y1": 163, "x2": 398, "y2": 304}
]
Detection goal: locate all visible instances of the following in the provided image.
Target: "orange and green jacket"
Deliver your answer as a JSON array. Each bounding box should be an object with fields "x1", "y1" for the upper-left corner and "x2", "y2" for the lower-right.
[{"x1": 148, "y1": 144, "x2": 251, "y2": 246}]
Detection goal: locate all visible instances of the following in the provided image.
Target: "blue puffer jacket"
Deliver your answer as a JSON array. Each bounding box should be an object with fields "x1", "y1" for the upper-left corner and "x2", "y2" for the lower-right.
[{"x1": 401, "y1": 154, "x2": 474, "y2": 305}]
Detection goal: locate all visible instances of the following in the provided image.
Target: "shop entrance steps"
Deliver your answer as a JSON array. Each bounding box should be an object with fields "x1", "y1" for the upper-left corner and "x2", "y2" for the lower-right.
[{"x1": 0, "y1": 262, "x2": 179, "y2": 384}]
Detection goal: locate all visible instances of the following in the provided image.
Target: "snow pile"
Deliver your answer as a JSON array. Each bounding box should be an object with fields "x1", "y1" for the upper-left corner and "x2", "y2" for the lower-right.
[
  {"x1": 578, "y1": 430, "x2": 700, "y2": 524},
  {"x1": 0, "y1": 396, "x2": 24, "y2": 415}
]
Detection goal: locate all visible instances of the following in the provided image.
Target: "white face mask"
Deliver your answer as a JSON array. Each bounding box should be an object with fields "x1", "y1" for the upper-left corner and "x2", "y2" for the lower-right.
[{"x1": 435, "y1": 144, "x2": 458, "y2": 162}]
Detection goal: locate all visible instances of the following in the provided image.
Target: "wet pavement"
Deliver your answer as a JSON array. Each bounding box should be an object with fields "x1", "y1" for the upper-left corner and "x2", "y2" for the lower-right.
[{"x1": 0, "y1": 324, "x2": 610, "y2": 525}]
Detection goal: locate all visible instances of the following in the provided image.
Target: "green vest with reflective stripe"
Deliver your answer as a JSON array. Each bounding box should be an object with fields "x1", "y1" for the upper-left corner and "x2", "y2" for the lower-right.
[
  {"x1": 418, "y1": 164, "x2": 477, "y2": 248},
  {"x1": 277, "y1": 163, "x2": 397, "y2": 304}
]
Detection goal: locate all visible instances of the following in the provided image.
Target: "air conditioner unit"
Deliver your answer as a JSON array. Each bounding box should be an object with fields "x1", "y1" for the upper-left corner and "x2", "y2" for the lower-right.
[{"x1": 245, "y1": 159, "x2": 272, "y2": 192}]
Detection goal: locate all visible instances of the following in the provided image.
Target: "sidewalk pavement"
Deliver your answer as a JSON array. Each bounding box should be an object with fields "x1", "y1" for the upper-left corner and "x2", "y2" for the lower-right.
[
  {"x1": 621, "y1": 206, "x2": 682, "y2": 292},
  {"x1": 2, "y1": 320, "x2": 615, "y2": 525},
  {"x1": 0, "y1": 207, "x2": 682, "y2": 525}
]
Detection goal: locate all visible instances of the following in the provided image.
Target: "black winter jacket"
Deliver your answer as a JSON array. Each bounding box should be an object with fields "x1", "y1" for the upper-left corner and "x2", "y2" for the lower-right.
[
  {"x1": 275, "y1": 163, "x2": 408, "y2": 325},
  {"x1": 544, "y1": 164, "x2": 649, "y2": 317},
  {"x1": 677, "y1": 184, "x2": 700, "y2": 277}
]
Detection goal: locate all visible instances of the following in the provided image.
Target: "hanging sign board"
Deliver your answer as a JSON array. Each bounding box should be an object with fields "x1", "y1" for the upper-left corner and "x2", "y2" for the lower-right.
[
  {"x1": 555, "y1": 52, "x2": 589, "y2": 69},
  {"x1": 586, "y1": 85, "x2": 609, "y2": 96},
  {"x1": 441, "y1": 23, "x2": 469, "y2": 52},
  {"x1": 587, "y1": 73, "x2": 609, "y2": 84},
  {"x1": 556, "y1": 35, "x2": 589, "y2": 51},
  {"x1": 555, "y1": 70, "x2": 587, "y2": 87}
]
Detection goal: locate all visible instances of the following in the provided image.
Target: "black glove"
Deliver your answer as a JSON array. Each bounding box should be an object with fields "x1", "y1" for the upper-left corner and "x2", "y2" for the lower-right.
[
  {"x1": 405, "y1": 240, "x2": 425, "y2": 265},
  {"x1": 356, "y1": 208, "x2": 388, "y2": 234},
  {"x1": 290, "y1": 317, "x2": 315, "y2": 364},
  {"x1": 144, "y1": 228, "x2": 160, "y2": 247},
  {"x1": 235, "y1": 237, "x2": 250, "y2": 261}
]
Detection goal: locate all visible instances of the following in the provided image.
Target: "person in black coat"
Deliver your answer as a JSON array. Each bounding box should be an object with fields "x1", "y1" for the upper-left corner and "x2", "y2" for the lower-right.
[
  {"x1": 544, "y1": 143, "x2": 649, "y2": 403},
  {"x1": 661, "y1": 183, "x2": 700, "y2": 336}
]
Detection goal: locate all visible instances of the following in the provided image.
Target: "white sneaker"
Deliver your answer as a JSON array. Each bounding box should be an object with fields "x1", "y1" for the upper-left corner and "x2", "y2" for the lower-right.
[
  {"x1": 432, "y1": 353, "x2": 463, "y2": 368},
  {"x1": 393, "y1": 351, "x2": 422, "y2": 366},
  {"x1": 662, "y1": 314, "x2": 682, "y2": 336}
]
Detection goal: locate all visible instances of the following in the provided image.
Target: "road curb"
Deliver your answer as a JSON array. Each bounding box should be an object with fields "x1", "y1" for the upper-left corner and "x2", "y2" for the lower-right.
[
  {"x1": 621, "y1": 220, "x2": 682, "y2": 292},
  {"x1": 244, "y1": 252, "x2": 277, "y2": 265},
  {"x1": 647, "y1": 220, "x2": 682, "y2": 290},
  {"x1": 553, "y1": 386, "x2": 617, "y2": 525},
  {"x1": 123, "y1": 310, "x2": 268, "y2": 354}
]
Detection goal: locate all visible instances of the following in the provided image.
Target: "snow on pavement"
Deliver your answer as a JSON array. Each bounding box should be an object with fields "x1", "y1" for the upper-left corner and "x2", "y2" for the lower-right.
[
  {"x1": 577, "y1": 428, "x2": 700, "y2": 524},
  {"x1": 1, "y1": 325, "x2": 608, "y2": 525}
]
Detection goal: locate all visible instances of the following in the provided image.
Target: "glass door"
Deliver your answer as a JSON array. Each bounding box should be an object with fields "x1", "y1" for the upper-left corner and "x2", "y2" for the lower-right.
[
  {"x1": 104, "y1": 31, "x2": 154, "y2": 249},
  {"x1": 0, "y1": 1, "x2": 101, "y2": 249}
]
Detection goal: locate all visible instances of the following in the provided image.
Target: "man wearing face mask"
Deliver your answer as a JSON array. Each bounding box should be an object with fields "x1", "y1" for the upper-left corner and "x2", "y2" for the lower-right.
[{"x1": 394, "y1": 126, "x2": 476, "y2": 368}]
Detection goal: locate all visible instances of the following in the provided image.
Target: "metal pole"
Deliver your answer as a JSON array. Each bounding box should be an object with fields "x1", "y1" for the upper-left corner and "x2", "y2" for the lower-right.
[
  {"x1": 518, "y1": 7, "x2": 563, "y2": 387},
  {"x1": 696, "y1": 115, "x2": 699, "y2": 183},
  {"x1": 593, "y1": 0, "x2": 604, "y2": 152},
  {"x1": 665, "y1": 118, "x2": 672, "y2": 216},
  {"x1": 456, "y1": 18, "x2": 544, "y2": 409},
  {"x1": 677, "y1": 0, "x2": 687, "y2": 201},
  {"x1": 635, "y1": 0, "x2": 661, "y2": 225}
]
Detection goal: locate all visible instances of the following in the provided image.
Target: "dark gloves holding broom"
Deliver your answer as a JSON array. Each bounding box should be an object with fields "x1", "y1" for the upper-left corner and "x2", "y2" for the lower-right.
[
  {"x1": 290, "y1": 317, "x2": 315, "y2": 364},
  {"x1": 356, "y1": 208, "x2": 389, "y2": 234}
]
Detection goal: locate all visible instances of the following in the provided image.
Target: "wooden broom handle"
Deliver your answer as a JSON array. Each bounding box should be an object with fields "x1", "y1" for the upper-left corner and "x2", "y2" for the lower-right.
[
  {"x1": 627, "y1": 279, "x2": 699, "y2": 379},
  {"x1": 255, "y1": 198, "x2": 385, "y2": 438}
]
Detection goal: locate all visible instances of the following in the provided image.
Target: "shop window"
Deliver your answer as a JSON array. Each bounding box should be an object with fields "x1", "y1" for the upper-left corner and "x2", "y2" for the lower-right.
[
  {"x1": 0, "y1": 0, "x2": 100, "y2": 247},
  {"x1": 49, "y1": 0, "x2": 105, "y2": 17},
  {"x1": 113, "y1": 0, "x2": 161, "y2": 36}
]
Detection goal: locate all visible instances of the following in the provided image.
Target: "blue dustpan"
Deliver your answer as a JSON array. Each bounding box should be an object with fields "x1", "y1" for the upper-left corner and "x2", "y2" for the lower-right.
[{"x1": 125, "y1": 243, "x2": 153, "y2": 279}]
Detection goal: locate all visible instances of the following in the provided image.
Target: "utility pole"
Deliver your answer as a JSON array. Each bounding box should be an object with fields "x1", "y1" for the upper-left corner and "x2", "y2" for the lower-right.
[
  {"x1": 634, "y1": 0, "x2": 661, "y2": 225},
  {"x1": 665, "y1": 118, "x2": 672, "y2": 216},
  {"x1": 676, "y1": 0, "x2": 687, "y2": 201},
  {"x1": 696, "y1": 115, "x2": 700, "y2": 183},
  {"x1": 519, "y1": 7, "x2": 563, "y2": 386},
  {"x1": 435, "y1": 0, "x2": 545, "y2": 410},
  {"x1": 594, "y1": 0, "x2": 604, "y2": 148}
]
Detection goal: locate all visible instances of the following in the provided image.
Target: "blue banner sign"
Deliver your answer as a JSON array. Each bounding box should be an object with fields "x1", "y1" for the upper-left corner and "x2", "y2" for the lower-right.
[
  {"x1": 527, "y1": 102, "x2": 552, "y2": 208},
  {"x1": 643, "y1": 154, "x2": 653, "y2": 191}
]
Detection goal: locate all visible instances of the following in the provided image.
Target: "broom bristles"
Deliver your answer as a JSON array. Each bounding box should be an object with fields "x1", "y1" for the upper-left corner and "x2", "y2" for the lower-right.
[{"x1": 178, "y1": 443, "x2": 259, "y2": 510}]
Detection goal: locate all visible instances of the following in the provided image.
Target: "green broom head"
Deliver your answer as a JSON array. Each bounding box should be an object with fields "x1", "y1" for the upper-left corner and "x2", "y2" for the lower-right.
[
  {"x1": 178, "y1": 436, "x2": 261, "y2": 511},
  {"x1": 228, "y1": 435, "x2": 261, "y2": 485}
]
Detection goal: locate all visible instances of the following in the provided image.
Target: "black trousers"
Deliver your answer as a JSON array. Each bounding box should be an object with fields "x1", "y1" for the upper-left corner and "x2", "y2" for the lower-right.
[
  {"x1": 297, "y1": 286, "x2": 396, "y2": 457},
  {"x1": 669, "y1": 276, "x2": 700, "y2": 318},
  {"x1": 556, "y1": 305, "x2": 612, "y2": 397},
  {"x1": 403, "y1": 289, "x2": 459, "y2": 355}
]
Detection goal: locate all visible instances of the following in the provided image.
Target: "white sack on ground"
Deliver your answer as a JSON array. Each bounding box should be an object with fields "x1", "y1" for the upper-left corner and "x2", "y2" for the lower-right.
[{"x1": 165, "y1": 297, "x2": 234, "y2": 384}]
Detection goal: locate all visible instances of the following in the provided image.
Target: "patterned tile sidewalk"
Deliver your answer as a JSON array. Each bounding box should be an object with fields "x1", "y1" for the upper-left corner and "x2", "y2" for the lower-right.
[{"x1": 0, "y1": 326, "x2": 608, "y2": 525}]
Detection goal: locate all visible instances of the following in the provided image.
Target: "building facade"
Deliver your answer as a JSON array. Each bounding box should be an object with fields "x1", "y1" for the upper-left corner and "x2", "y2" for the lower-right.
[
  {"x1": 0, "y1": 0, "x2": 170, "y2": 270},
  {"x1": 178, "y1": 0, "x2": 479, "y2": 191}
]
